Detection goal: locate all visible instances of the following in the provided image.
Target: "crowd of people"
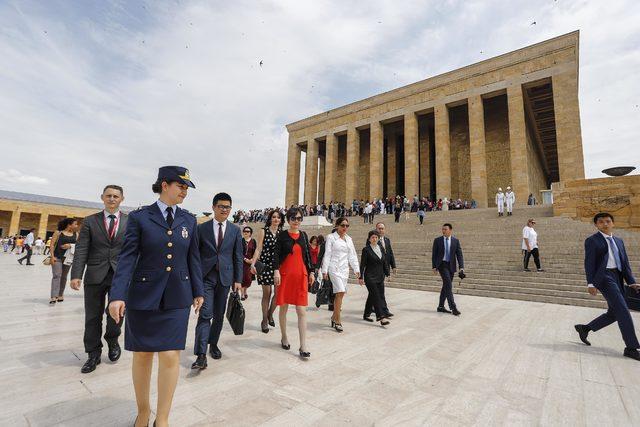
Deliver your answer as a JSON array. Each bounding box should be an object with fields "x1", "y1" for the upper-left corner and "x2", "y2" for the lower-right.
[
  {"x1": 1, "y1": 234, "x2": 50, "y2": 256},
  {"x1": 5, "y1": 166, "x2": 638, "y2": 427}
]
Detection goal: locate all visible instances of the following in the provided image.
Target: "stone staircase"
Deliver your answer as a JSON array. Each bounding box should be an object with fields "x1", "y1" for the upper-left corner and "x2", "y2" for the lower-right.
[{"x1": 297, "y1": 205, "x2": 640, "y2": 309}]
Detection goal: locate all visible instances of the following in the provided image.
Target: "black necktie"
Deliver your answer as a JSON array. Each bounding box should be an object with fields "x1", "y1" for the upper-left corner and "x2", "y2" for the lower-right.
[
  {"x1": 166, "y1": 207, "x2": 174, "y2": 227},
  {"x1": 217, "y1": 223, "x2": 224, "y2": 248},
  {"x1": 107, "y1": 214, "x2": 116, "y2": 240}
]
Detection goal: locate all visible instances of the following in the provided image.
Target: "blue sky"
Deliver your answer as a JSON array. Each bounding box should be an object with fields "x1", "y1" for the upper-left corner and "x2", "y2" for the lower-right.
[{"x1": 1, "y1": 0, "x2": 639, "y2": 212}]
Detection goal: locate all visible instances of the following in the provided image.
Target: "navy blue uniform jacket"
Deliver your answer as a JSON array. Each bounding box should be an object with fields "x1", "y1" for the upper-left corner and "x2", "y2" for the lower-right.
[
  {"x1": 109, "y1": 204, "x2": 204, "y2": 310},
  {"x1": 584, "y1": 232, "x2": 636, "y2": 288},
  {"x1": 198, "y1": 220, "x2": 244, "y2": 286}
]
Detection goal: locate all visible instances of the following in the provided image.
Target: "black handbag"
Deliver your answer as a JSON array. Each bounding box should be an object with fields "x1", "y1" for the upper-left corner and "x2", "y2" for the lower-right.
[
  {"x1": 309, "y1": 277, "x2": 320, "y2": 294},
  {"x1": 625, "y1": 286, "x2": 640, "y2": 311},
  {"x1": 315, "y1": 278, "x2": 332, "y2": 307},
  {"x1": 254, "y1": 260, "x2": 265, "y2": 275},
  {"x1": 226, "y1": 292, "x2": 245, "y2": 335}
]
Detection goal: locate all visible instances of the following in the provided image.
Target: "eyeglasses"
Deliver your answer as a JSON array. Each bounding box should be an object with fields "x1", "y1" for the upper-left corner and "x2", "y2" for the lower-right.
[
  {"x1": 242, "y1": 230, "x2": 251, "y2": 233},
  {"x1": 339, "y1": 223, "x2": 350, "y2": 228},
  {"x1": 216, "y1": 205, "x2": 232, "y2": 211},
  {"x1": 290, "y1": 216, "x2": 303, "y2": 222}
]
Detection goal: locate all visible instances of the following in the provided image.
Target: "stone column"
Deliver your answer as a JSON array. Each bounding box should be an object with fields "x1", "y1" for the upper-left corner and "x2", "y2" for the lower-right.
[
  {"x1": 324, "y1": 132, "x2": 338, "y2": 202},
  {"x1": 37, "y1": 213, "x2": 49, "y2": 239},
  {"x1": 318, "y1": 155, "x2": 325, "y2": 204},
  {"x1": 304, "y1": 138, "x2": 319, "y2": 206},
  {"x1": 404, "y1": 112, "x2": 419, "y2": 198},
  {"x1": 345, "y1": 127, "x2": 360, "y2": 203},
  {"x1": 369, "y1": 120, "x2": 384, "y2": 199},
  {"x1": 9, "y1": 209, "x2": 20, "y2": 236},
  {"x1": 434, "y1": 104, "x2": 451, "y2": 199},
  {"x1": 468, "y1": 95, "x2": 488, "y2": 208},
  {"x1": 553, "y1": 69, "x2": 585, "y2": 182},
  {"x1": 507, "y1": 84, "x2": 530, "y2": 204},
  {"x1": 285, "y1": 136, "x2": 301, "y2": 206}
]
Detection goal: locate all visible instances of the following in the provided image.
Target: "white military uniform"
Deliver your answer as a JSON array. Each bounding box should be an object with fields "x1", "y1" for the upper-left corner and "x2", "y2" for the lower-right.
[
  {"x1": 495, "y1": 191, "x2": 505, "y2": 215},
  {"x1": 505, "y1": 190, "x2": 515, "y2": 215},
  {"x1": 321, "y1": 232, "x2": 360, "y2": 293}
]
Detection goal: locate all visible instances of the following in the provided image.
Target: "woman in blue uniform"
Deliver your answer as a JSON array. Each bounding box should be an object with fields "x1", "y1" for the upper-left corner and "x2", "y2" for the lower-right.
[{"x1": 108, "y1": 166, "x2": 204, "y2": 427}]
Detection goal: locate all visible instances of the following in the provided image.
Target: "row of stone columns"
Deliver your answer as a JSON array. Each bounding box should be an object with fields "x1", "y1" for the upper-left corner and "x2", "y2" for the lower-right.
[
  {"x1": 286, "y1": 74, "x2": 583, "y2": 207},
  {"x1": 4, "y1": 210, "x2": 50, "y2": 237}
]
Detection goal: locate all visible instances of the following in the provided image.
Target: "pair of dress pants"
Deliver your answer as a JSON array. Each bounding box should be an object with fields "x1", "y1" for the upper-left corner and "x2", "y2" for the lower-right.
[
  {"x1": 194, "y1": 272, "x2": 230, "y2": 355},
  {"x1": 18, "y1": 244, "x2": 32, "y2": 264},
  {"x1": 523, "y1": 248, "x2": 541, "y2": 269},
  {"x1": 363, "y1": 280, "x2": 386, "y2": 320},
  {"x1": 587, "y1": 270, "x2": 640, "y2": 349},
  {"x1": 84, "y1": 269, "x2": 122, "y2": 355},
  {"x1": 438, "y1": 264, "x2": 456, "y2": 309}
]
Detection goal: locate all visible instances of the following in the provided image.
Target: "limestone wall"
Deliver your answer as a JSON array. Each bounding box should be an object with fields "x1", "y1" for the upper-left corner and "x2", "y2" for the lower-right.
[
  {"x1": 525, "y1": 123, "x2": 549, "y2": 202},
  {"x1": 335, "y1": 136, "x2": 347, "y2": 203},
  {"x1": 484, "y1": 95, "x2": 512, "y2": 206},
  {"x1": 553, "y1": 175, "x2": 640, "y2": 229},
  {"x1": 358, "y1": 130, "x2": 371, "y2": 201},
  {"x1": 449, "y1": 105, "x2": 471, "y2": 200},
  {"x1": 418, "y1": 116, "x2": 432, "y2": 198}
]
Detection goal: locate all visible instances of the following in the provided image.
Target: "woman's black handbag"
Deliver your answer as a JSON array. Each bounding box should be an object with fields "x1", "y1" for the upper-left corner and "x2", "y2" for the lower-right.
[
  {"x1": 226, "y1": 292, "x2": 246, "y2": 335},
  {"x1": 309, "y1": 278, "x2": 320, "y2": 294},
  {"x1": 315, "y1": 278, "x2": 332, "y2": 307},
  {"x1": 254, "y1": 260, "x2": 265, "y2": 275}
]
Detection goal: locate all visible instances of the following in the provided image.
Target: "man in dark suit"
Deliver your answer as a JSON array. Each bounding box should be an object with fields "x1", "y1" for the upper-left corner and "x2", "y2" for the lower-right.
[
  {"x1": 575, "y1": 212, "x2": 640, "y2": 361},
  {"x1": 70, "y1": 185, "x2": 127, "y2": 373},
  {"x1": 432, "y1": 223, "x2": 464, "y2": 316},
  {"x1": 192, "y1": 192, "x2": 244, "y2": 370}
]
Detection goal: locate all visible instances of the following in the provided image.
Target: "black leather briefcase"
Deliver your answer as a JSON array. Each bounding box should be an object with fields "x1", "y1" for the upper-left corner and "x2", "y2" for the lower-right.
[{"x1": 625, "y1": 286, "x2": 640, "y2": 311}]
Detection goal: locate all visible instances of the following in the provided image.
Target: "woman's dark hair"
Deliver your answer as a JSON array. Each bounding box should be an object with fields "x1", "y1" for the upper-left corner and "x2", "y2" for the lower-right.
[
  {"x1": 317, "y1": 235, "x2": 325, "y2": 246},
  {"x1": 242, "y1": 226, "x2": 253, "y2": 234},
  {"x1": 152, "y1": 179, "x2": 179, "y2": 194},
  {"x1": 58, "y1": 218, "x2": 78, "y2": 231},
  {"x1": 309, "y1": 235, "x2": 318, "y2": 245},
  {"x1": 367, "y1": 230, "x2": 380, "y2": 241},
  {"x1": 335, "y1": 217, "x2": 348, "y2": 227},
  {"x1": 593, "y1": 212, "x2": 614, "y2": 223},
  {"x1": 264, "y1": 209, "x2": 283, "y2": 230},
  {"x1": 286, "y1": 207, "x2": 304, "y2": 222}
]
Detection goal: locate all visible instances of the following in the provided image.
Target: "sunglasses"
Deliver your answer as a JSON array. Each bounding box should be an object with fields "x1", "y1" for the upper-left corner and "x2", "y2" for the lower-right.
[
  {"x1": 242, "y1": 230, "x2": 251, "y2": 233},
  {"x1": 289, "y1": 216, "x2": 303, "y2": 222},
  {"x1": 339, "y1": 223, "x2": 350, "y2": 228}
]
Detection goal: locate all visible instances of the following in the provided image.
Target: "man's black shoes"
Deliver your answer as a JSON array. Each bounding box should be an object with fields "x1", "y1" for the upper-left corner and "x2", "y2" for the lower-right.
[
  {"x1": 191, "y1": 354, "x2": 207, "y2": 370},
  {"x1": 386, "y1": 312, "x2": 394, "y2": 318},
  {"x1": 81, "y1": 355, "x2": 101, "y2": 373},
  {"x1": 451, "y1": 308, "x2": 461, "y2": 316},
  {"x1": 437, "y1": 307, "x2": 451, "y2": 314},
  {"x1": 17, "y1": 258, "x2": 23, "y2": 265},
  {"x1": 363, "y1": 316, "x2": 374, "y2": 322},
  {"x1": 624, "y1": 348, "x2": 640, "y2": 361},
  {"x1": 107, "y1": 342, "x2": 121, "y2": 362},
  {"x1": 574, "y1": 324, "x2": 591, "y2": 346},
  {"x1": 210, "y1": 346, "x2": 222, "y2": 359}
]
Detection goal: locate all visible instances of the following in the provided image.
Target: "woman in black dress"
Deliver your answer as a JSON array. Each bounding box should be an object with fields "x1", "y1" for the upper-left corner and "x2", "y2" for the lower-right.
[
  {"x1": 108, "y1": 167, "x2": 203, "y2": 427},
  {"x1": 250, "y1": 209, "x2": 283, "y2": 333},
  {"x1": 49, "y1": 218, "x2": 79, "y2": 304}
]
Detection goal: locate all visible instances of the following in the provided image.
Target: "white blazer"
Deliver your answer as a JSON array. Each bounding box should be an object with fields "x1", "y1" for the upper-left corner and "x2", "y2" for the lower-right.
[{"x1": 321, "y1": 232, "x2": 359, "y2": 279}]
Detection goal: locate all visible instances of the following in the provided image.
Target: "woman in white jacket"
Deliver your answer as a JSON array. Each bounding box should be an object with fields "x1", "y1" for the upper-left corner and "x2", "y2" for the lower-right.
[{"x1": 321, "y1": 217, "x2": 360, "y2": 332}]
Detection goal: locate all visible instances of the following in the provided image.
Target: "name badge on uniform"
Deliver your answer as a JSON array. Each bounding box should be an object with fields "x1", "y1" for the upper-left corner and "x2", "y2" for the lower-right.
[{"x1": 182, "y1": 226, "x2": 189, "y2": 239}]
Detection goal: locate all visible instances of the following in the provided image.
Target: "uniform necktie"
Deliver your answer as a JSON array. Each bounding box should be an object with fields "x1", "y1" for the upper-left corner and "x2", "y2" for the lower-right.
[
  {"x1": 166, "y1": 207, "x2": 174, "y2": 227},
  {"x1": 107, "y1": 214, "x2": 116, "y2": 240},
  {"x1": 607, "y1": 236, "x2": 622, "y2": 271},
  {"x1": 444, "y1": 237, "x2": 450, "y2": 262},
  {"x1": 218, "y1": 222, "x2": 224, "y2": 248}
]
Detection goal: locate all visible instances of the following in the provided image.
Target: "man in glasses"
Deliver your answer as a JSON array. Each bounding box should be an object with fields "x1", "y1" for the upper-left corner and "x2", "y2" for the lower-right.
[{"x1": 192, "y1": 192, "x2": 244, "y2": 370}]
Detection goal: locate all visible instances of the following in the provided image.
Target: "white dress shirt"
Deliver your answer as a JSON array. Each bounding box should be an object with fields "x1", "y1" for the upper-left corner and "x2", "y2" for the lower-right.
[
  {"x1": 156, "y1": 200, "x2": 176, "y2": 220},
  {"x1": 25, "y1": 232, "x2": 34, "y2": 246},
  {"x1": 103, "y1": 210, "x2": 121, "y2": 238},
  {"x1": 371, "y1": 243, "x2": 382, "y2": 259},
  {"x1": 213, "y1": 219, "x2": 228, "y2": 243},
  {"x1": 587, "y1": 232, "x2": 621, "y2": 288}
]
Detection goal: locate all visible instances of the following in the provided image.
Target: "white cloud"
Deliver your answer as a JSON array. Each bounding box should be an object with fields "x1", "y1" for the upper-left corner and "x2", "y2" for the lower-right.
[
  {"x1": 0, "y1": 169, "x2": 49, "y2": 185},
  {"x1": 0, "y1": 0, "x2": 638, "y2": 211}
]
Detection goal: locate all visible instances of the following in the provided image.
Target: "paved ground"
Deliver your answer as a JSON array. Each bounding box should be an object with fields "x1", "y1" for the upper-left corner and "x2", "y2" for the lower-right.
[{"x1": 2, "y1": 252, "x2": 640, "y2": 426}]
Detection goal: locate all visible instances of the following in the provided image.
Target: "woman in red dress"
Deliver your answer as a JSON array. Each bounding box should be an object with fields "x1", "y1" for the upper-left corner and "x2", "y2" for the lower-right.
[
  {"x1": 273, "y1": 207, "x2": 315, "y2": 358},
  {"x1": 241, "y1": 226, "x2": 257, "y2": 300}
]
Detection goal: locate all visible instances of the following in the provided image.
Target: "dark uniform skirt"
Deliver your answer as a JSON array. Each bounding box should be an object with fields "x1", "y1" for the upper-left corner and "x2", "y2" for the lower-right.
[{"x1": 125, "y1": 307, "x2": 190, "y2": 352}]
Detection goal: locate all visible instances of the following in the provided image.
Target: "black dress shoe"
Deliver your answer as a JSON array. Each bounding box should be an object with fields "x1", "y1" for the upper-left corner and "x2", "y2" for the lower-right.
[
  {"x1": 385, "y1": 312, "x2": 394, "y2": 318},
  {"x1": 624, "y1": 348, "x2": 640, "y2": 361},
  {"x1": 451, "y1": 308, "x2": 461, "y2": 316},
  {"x1": 108, "y1": 342, "x2": 121, "y2": 362},
  {"x1": 17, "y1": 258, "x2": 23, "y2": 265},
  {"x1": 299, "y1": 348, "x2": 311, "y2": 358},
  {"x1": 191, "y1": 354, "x2": 208, "y2": 370},
  {"x1": 437, "y1": 307, "x2": 451, "y2": 314},
  {"x1": 26, "y1": 263, "x2": 35, "y2": 265},
  {"x1": 574, "y1": 324, "x2": 591, "y2": 346},
  {"x1": 210, "y1": 347, "x2": 222, "y2": 359},
  {"x1": 81, "y1": 356, "x2": 101, "y2": 373},
  {"x1": 362, "y1": 316, "x2": 374, "y2": 322}
]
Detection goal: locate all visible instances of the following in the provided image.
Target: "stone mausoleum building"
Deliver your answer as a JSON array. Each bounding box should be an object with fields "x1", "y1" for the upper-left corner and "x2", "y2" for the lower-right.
[{"x1": 284, "y1": 31, "x2": 585, "y2": 208}]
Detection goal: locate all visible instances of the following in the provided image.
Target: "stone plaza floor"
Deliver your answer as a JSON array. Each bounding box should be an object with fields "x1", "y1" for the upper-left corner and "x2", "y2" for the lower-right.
[{"x1": 2, "y1": 252, "x2": 640, "y2": 426}]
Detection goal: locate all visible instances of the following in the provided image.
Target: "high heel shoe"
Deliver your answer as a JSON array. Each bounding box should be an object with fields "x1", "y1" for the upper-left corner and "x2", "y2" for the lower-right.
[
  {"x1": 281, "y1": 341, "x2": 290, "y2": 350},
  {"x1": 133, "y1": 416, "x2": 149, "y2": 427},
  {"x1": 299, "y1": 348, "x2": 311, "y2": 358},
  {"x1": 268, "y1": 315, "x2": 275, "y2": 327},
  {"x1": 261, "y1": 321, "x2": 269, "y2": 334},
  {"x1": 333, "y1": 322, "x2": 343, "y2": 333}
]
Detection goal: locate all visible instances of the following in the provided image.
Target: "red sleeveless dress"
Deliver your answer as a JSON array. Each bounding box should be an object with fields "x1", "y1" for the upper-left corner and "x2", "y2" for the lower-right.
[{"x1": 276, "y1": 232, "x2": 308, "y2": 306}]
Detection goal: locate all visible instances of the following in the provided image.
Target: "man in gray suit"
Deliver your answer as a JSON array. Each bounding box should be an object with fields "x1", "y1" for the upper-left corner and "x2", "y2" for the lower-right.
[
  {"x1": 70, "y1": 185, "x2": 128, "y2": 373},
  {"x1": 192, "y1": 192, "x2": 244, "y2": 370}
]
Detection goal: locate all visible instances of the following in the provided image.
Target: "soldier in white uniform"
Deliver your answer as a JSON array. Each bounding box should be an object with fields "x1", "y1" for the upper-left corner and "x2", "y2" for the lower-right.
[
  {"x1": 495, "y1": 188, "x2": 505, "y2": 217},
  {"x1": 505, "y1": 186, "x2": 515, "y2": 216}
]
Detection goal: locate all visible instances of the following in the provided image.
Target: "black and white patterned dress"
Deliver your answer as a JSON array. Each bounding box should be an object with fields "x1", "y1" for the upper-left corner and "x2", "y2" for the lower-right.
[{"x1": 258, "y1": 228, "x2": 278, "y2": 286}]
